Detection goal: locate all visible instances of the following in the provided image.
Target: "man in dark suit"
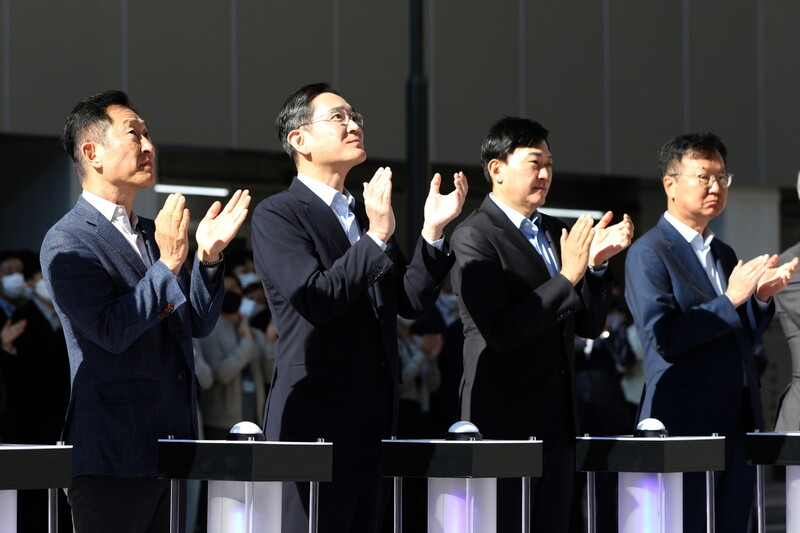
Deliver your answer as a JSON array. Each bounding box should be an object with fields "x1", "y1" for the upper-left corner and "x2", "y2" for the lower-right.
[
  {"x1": 774, "y1": 175, "x2": 800, "y2": 432},
  {"x1": 451, "y1": 116, "x2": 633, "y2": 532},
  {"x1": 251, "y1": 83, "x2": 467, "y2": 533},
  {"x1": 40, "y1": 90, "x2": 250, "y2": 533},
  {"x1": 625, "y1": 131, "x2": 797, "y2": 532}
]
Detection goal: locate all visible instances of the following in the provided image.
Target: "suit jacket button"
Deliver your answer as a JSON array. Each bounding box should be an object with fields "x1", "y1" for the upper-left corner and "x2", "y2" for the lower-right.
[
  {"x1": 177, "y1": 370, "x2": 187, "y2": 380},
  {"x1": 380, "y1": 361, "x2": 387, "y2": 368}
]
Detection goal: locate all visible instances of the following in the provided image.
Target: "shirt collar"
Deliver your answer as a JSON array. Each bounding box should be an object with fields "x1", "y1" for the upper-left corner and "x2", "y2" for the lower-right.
[
  {"x1": 81, "y1": 190, "x2": 139, "y2": 232},
  {"x1": 664, "y1": 211, "x2": 715, "y2": 250},
  {"x1": 297, "y1": 173, "x2": 354, "y2": 209},
  {"x1": 489, "y1": 193, "x2": 540, "y2": 230}
]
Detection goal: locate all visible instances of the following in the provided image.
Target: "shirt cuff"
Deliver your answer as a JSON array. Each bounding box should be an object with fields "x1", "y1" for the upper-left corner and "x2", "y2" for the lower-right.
[
  {"x1": 366, "y1": 232, "x2": 388, "y2": 251},
  {"x1": 424, "y1": 235, "x2": 445, "y2": 251}
]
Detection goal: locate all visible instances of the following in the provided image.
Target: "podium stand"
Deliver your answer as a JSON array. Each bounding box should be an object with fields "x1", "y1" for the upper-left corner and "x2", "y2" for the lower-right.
[
  {"x1": 746, "y1": 432, "x2": 800, "y2": 533},
  {"x1": 0, "y1": 443, "x2": 72, "y2": 533},
  {"x1": 158, "y1": 439, "x2": 332, "y2": 533},
  {"x1": 381, "y1": 439, "x2": 542, "y2": 533},
  {"x1": 576, "y1": 436, "x2": 724, "y2": 533}
]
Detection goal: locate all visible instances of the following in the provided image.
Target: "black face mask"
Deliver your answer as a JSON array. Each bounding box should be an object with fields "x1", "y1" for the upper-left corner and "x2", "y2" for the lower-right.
[{"x1": 221, "y1": 291, "x2": 242, "y2": 314}]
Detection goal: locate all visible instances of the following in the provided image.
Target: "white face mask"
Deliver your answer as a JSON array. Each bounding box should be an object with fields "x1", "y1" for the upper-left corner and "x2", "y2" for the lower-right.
[
  {"x1": 237, "y1": 272, "x2": 260, "y2": 289},
  {"x1": 35, "y1": 278, "x2": 52, "y2": 303},
  {"x1": 2, "y1": 272, "x2": 28, "y2": 300}
]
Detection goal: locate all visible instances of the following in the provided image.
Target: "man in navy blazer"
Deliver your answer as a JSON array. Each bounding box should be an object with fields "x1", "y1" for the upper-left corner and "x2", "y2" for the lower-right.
[
  {"x1": 251, "y1": 83, "x2": 467, "y2": 532},
  {"x1": 452, "y1": 117, "x2": 633, "y2": 532},
  {"x1": 625, "y1": 132, "x2": 797, "y2": 532},
  {"x1": 40, "y1": 90, "x2": 250, "y2": 533}
]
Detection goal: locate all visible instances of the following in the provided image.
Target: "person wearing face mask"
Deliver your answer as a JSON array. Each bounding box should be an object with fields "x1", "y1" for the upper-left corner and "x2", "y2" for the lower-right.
[
  {"x1": 199, "y1": 290, "x2": 273, "y2": 440},
  {"x1": 0, "y1": 254, "x2": 30, "y2": 319},
  {"x1": 5, "y1": 272, "x2": 72, "y2": 530}
]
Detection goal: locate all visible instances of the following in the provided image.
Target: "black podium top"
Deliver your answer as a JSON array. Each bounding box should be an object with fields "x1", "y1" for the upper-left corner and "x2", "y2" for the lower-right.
[
  {"x1": 380, "y1": 439, "x2": 542, "y2": 479},
  {"x1": 576, "y1": 436, "x2": 725, "y2": 473},
  {"x1": 746, "y1": 432, "x2": 800, "y2": 466},
  {"x1": 0, "y1": 443, "x2": 72, "y2": 490},
  {"x1": 157, "y1": 439, "x2": 332, "y2": 482}
]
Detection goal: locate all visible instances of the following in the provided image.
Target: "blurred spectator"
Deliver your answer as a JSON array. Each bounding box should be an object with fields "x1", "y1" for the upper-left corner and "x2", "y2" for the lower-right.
[
  {"x1": 6, "y1": 272, "x2": 72, "y2": 530},
  {"x1": 0, "y1": 252, "x2": 30, "y2": 319},
  {"x1": 199, "y1": 291, "x2": 273, "y2": 439},
  {"x1": 411, "y1": 277, "x2": 464, "y2": 435},
  {"x1": 397, "y1": 318, "x2": 443, "y2": 438}
]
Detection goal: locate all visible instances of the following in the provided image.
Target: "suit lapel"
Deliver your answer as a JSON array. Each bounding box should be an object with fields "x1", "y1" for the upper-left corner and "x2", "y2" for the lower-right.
[
  {"x1": 659, "y1": 217, "x2": 719, "y2": 299},
  {"x1": 290, "y1": 178, "x2": 352, "y2": 259},
  {"x1": 482, "y1": 197, "x2": 553, "y2": 280},
  {"x1": 77, "y1": 198, "x2": 149, "y2": 278}
]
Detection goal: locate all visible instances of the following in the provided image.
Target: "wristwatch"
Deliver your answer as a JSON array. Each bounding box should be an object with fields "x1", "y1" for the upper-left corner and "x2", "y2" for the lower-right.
[{"x1": 587, "y1": 261, "x2": 609, "y2": 273}]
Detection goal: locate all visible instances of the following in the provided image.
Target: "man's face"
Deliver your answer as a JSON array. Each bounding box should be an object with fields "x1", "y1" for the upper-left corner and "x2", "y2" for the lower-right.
[
  {"x1": 300, "y1": 92, "x2": 366, "y2": 169},
  {"x1": 490, "y1": 142, "x2": 553, "y2": 217},
  {"x1": 663, "y1": 152, "x2": 727, "y2": 230},
  {"x1": 95, "y1": 105, "x2": 156, "y2": 191}
]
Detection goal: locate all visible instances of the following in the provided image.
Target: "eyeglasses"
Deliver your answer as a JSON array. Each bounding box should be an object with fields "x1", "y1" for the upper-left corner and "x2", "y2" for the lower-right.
[
  {"x1": 299, "y1": 109, "x2": 364, "y2": 129},
  {"x1": 669, "y1": 172, "x2": 733, "y2": 190}
]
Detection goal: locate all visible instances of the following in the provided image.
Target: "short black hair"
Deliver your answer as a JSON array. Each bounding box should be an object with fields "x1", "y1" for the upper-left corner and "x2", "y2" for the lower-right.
[
  {"x1": 275, "y1": 83, "x2": 339, "y2": 162},
  {"x1": 657, "y1": 131, "x2": 727, "y2": 177},
  {"x1": 480, "y1": 117, "x2": 549, "y2": 183},
  {"x1": 61, "y1": 90, "x2": 135, "y2": 179}
]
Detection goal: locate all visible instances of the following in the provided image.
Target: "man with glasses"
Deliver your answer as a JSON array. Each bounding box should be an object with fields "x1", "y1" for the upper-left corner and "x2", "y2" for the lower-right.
[
  {"x1": 251, "y1": 83, "x2": 467, "y2": 532},
  {"x1": 625, "y1": 131, "x2": 797, "y2": 532}
]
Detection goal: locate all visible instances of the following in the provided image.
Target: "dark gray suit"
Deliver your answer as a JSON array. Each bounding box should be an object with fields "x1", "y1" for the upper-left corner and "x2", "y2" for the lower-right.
[
  {"x1": 774, "y1": 241, "x2": 800, "y2": 431},
  {"x1": 451, "y1": 195, "x2": 612, "y2": 532},
  {"x1": 251, "y1": 178, "x2": 453, "y2": 532}
]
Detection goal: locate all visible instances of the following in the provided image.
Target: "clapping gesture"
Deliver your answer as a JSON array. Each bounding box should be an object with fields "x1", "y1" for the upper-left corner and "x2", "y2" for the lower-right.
[
  {"x1": 422, "y1": 172, "x2": 468, "y2": 243},
  {"x1": 589, "y1": 212, "x2": 634, "y2": 266},
  {"x1": 196, "y1": 189, "x2": 251, "y2": 262}
]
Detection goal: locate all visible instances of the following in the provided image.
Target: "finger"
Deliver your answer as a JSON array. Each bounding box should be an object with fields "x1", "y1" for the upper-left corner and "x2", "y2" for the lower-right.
[
  {"x1": 595, "y1": 211, "x2": 614, "y2": 231},
  {"x1": 429, "y1": 173, "x2": 442, "y2": 196},
  {"x1": 179, "y1": 208, "x2": 190, "y2": 236},
  {"x1": 173, "y1": 193, "x2": 186, "y2": 219},
  {"x1": 454, "y1": 171, "x2": 468, "y2": 191},
  {"x1": 204, "y1": 201, "x2": 222, "y2": 221},
  {"x1": 223, "y1": 189, "x2": 243, "y2": 213}
]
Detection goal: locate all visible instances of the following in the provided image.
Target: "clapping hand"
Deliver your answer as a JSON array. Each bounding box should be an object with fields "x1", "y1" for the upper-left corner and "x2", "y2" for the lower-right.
[
  {"x1": 196, "y1": 189, "x2": 251, "y2": 262},
  {"x1": 422, "y1": 172, "x2": 468, "y2": 243},
  {"x1": 589, "y1": 212, "x2": 634, "y2": 266}
]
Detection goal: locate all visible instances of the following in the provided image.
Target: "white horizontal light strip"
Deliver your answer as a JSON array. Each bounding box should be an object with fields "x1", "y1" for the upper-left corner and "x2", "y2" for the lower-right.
[
  {"x1": 540, "y1": 207, "x2": 605, "y2": 220},
  {"x1": 154, "y1": 184, "x2": 230, "y2": 197}
]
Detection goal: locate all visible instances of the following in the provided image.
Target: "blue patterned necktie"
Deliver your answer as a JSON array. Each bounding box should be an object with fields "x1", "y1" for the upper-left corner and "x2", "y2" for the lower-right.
[{"x1": 520, "y1": 217, "x2": 558, "y2": 277}]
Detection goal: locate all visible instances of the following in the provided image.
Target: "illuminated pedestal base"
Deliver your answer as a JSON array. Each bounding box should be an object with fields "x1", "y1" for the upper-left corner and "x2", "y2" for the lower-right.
[
  {"x1": 788, "y1": 465, "x2": 800, "y2": 531},
  {"x1": 0, "y1": 490, "x2": 17, "y2": 532},
  {"x1": 381, "y1": 439, "x2": 541, "y2": 533},
  {"x1": 0, "y1": 443, "x2": 72, "y2": 533},
  {"x1": 207, "y1": 480, "x2": 281, "y2": 533},
  {"x1": 158, "y1": 439, "x2": 332, "y2": 533},
  {"x1": 618, "y1": 472, "x2": 682, "y2": 533},
  {"x1": 746, "y1": 432, "x2": 800, "y2": 532},
  {"x1": 577, "y1": 436, "x2": 723, "y2": 533},
  {"x1": 428, "y1": 478, "x2": 496, "y2": 533}
]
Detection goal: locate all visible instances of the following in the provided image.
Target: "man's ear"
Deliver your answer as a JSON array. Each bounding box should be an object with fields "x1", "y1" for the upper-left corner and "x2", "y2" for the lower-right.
[
  {"x1": 487, "y1": 159, "x2": 504, "y2": 185},
  {"x1": 287, "y1": 129, "x2": 310, "y2": 157},
  {"x1": 81, "y1": 141, "x2": 103, "y2": 171},
  {"x1": 663, "y1": 174, "x2": 676, "y2": 200}
]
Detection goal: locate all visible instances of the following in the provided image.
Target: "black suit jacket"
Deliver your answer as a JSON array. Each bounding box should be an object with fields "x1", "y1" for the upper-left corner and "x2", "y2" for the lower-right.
[
  {"x1": 251, "y1": 178, "x2": 453, "y2": 461},
  {"x1": 451, "y1": 196, "x2": 612, "y2": 441}
]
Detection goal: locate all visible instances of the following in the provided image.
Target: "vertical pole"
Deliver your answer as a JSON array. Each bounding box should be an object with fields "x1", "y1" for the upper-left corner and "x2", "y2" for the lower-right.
[
  {"x1": 406, "y1": 0, "x2": 428, "y2": 251},
  {"x1": 755, "y1": 464, "x2": 765, "y2": 533},
  {"x1": 705, "y1": 470, "x2": 715, "y2": 533},
  {"x1": 586, "y1": 471, "x2": 596, "y2": 533},
  {"x1": 47, "y1": 488, "x2": 58, "y2": 533},
  {"x1": 394, "y1": 476, "x2": 403, "y2": 533},
  {"x1": 167, "y1": 436, "x2": 180, "y2": 533},
  {"x1": 521, "y1": 476, "x2": 530, "y2": 533}
]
